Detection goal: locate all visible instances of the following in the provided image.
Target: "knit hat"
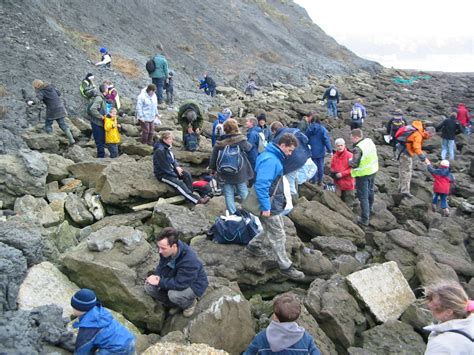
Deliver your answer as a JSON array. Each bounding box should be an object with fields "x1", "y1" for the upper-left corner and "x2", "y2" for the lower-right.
[
  {"x1": 257, "y1": 113, "x2": 266, "y2": 122},
  {"x1": 71, "y1": 288, "x2": 97, "y2": 312},
  {"x1": 85, "y1": 73, "x2": 94, "y2": 80},
  {"x1": 440, "y1": 160, "x2": 450, "y2": 167},
  {"x1": 394, "y1": 109, "x2": 403, "y2": 115},
  {"x1": 99, "y1": 47, "x2": 107, "y2": 53}
]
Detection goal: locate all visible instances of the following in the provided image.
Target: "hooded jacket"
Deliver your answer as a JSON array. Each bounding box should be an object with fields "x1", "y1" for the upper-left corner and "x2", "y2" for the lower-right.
[
  {"x1": 246, "y1": 126, "x2": 262, "y2": 168},
  {"x1": 88, "y1": 93, "x2": 107, "y2": 127},
  {"x1": 404, "y1": 120, "x2": 429, "y2": 159},
  {"x1": 244, "y1": 321, "x2": 320, "y2": 355},
  {"x1": 386, "y1": 116, "x2": 407, "y2": 137},
  {"x1": 211, "y1": 113, "x2": 227, "y2": 146},
  {"x1": 150, "y1": 54, "x2": 169, "y2": 79},
  {"x1": 306, "y1": 122, "x2": 332, "y2": 159},
  {"x1": 209, "y1": 134, "x2": 254, "y2": 184},
  {"x1": 153, "y1": 140, "x2": 178, "y2": 179},
  {"x1": 177, "y1": 100, "x2": 204, "y2": 132},
  {"x1": 73, "y1": 305, "x2": 135, "y2": 355},
  {"x1": 330, "y1": 148, "x2": 355, "y2": 191},
  {"x1": 34, "y1": 84, "x2": 67, "y2": 119},
  {"x1": 424, "y1": 314, "x2": 474, "y2": 355},
  {"x1": 456, "y1": 104, "x2": 470, "y2": 127},
  {"x1": 272, "y1": 127, "x2": 311, "y2": 174},
  {"x1": 322, "y1": 86, "x2": 339, "y2": 103},
  {"x1": 136, "y1": 87, "x2": 159, "y2": 122},
  {"x1": 436, "y1": 116, "x2": 461, "y2": 140},
  {"x1": 428, "y1": 165, "x2": 454, "y2": 195}
]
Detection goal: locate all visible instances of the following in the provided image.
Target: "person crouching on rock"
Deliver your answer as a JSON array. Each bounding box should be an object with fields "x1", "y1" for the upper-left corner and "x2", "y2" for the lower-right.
[
  {"x1": 153, "y1": 131, "x2": 210, "y2": 205},
  {"x1": 71, "y1": 288, "x2": 135, "y2": 354},
  {"x1": 104, "y1": 107, "x2": 120, "y2": 158},
  {"x1": 145, "y1": 227, "x2": 209, "y2": 317}
]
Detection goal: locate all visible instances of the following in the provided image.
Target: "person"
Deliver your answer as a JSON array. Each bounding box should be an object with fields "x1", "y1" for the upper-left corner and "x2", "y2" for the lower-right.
[
  {"x1": 28, "y1": 79, "x2": 75, "y2": 145},
  {"x1": 95, "y1": 47, "x2": 111, "y2": 68},
  {"x1": 349, "y1": 129, "x2": 379, "y2": 227},
  {"x1": 257, "y1": 113, "x2": 272, "y2": 142},
  {"x1": 330, "y1": 138, "x2": 355, "y2": 206},
  {"x1": 322, "y1": 84, "x2": 339, "y2": 118},
  {"x1": 244, "y1": 293, "x2": 320, "y2": 355},
  {"x1": 305, "y1": 117, "x2": 332, "y2": 185},
  {"x1": 436, "y1": 113, "x2": 462, "y2": 161},
  {"x1": 198, "y1": 78, "x2": 210, "y2": 95},
  {"x1": 209, "y1": 119, "x2": 254, "y2": 214},
  {"x1": 153, "y1": 131, "x2": 210, "y2": 205},
  {"x1": 245, "y1": 78, "x2": 260, "y2": 97},
  {"x1": 136, "y1": 84, "x2": 160, "y2": 145},
  {"x1": 87, "y1": 84, "x2": 108, "y2": 158},
  {"x1": 211, "y1": 109, "x2": 231, "y2": 146},
  {"x1": 246, "y1": 116, "x2": 263, "y2": 169},
  {"x1": 203, "y1": 73, "x2": 216, "y2": 97},
  {"x1": 177, "y1": 100, "x2": 204, "y2": 141},
  {"x1": 71, "y1": 288, "x2": 135, "y2": 354},
  {"x1": 104, "y1": 107, "x2": 120, "y2": 158},
  {"x1": 245, "y1": 133, "x2": 305, "y2": 280},
  {"x1": 297, "y1": 112, "x2": 313, "y2": 134},
  {"x1": 103, "y1": 80, "x2": 121, "y2": 114},
  {"x1": 164, "y1": 71, "x2": 174, "y2": 105},
  {"x1": 397, "y1": 120, "x2": 431, "y2": 198},
  {"x1": 423, "y1": 281, "x2": 474, "y2": 355},
  {"x1": 456, "y1": 103, "x2": 471, "y2": 135},
  {"x1": 271, "y1": 122, "x2": 312, "y2": 196},
  {"x1": 427, "y1": 160, "x2": 454, "y2": 217},
  {"x1": 386, "y1": 109, "x2": 407, "y2": 160},
  {"x1": 149, "y1": 45, "x2": 169, "y2": 104},
  {"x1": 79, "y1": 73, "x2": 96, "y2": 100},
  {"x1": 145, "y1": 227, "x2": 209, "y2": 317},
  {"x1": 350, "y1": 98, "x2": 367, "y2": 130}
]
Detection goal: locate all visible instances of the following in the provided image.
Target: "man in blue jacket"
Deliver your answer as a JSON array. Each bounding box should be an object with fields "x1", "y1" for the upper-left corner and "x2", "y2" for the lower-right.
[
  {"x1": 246, "y1": 116, "x2": 262, "y2": 169},
  {"x1": 145, "y1": 227, "x2": 209, "y2": 317},
  {"x1": 306, "y1": 117, "x2": 333, "y2": 185},
  {"x1": 322, "y1": 84, "x2": 340, "y2": 119},
  {"x1": 149, "y1": 44, "x2": 169, "y2": 104},
  {"x1": 211, "y1": 108, "x2": 232, "y2": 146},
  {"x1": 246, "y1": 133, "x2": 305, "y2": 280}
]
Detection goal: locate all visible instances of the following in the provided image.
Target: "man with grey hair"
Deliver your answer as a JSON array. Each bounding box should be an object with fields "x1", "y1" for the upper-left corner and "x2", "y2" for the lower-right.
[{"x1": 330, "y1": 138, "x2": 355, "y2": 206}]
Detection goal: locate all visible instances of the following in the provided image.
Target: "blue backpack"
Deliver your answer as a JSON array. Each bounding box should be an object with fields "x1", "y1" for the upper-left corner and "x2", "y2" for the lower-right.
[
  {"x1": 217, "y1": 145, "x2": 243, "y2": 174},
  {"x1": 184, "y1": 133, "x2": 198, "y2": 151},
  {"x1": 210, "y1": 210, "x2": 260, "y2": 245}
]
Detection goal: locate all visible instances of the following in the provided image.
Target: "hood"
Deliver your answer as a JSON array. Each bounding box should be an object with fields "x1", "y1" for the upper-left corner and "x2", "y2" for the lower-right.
[
  {"x1": 266, "y1": 320, "x2": 305, "y2": 352},
  {"x1": 458, "y1": 103, "x2": 465, "y2": 109},
  {"x1": 217, "y1": 112, "x2": 227, "y2": 123},
  {"x1": 424, "y1": 314, "x2": 474, "y2": 338},
  {"x1": 215, "y1": 134, "x2": 247, "y2": 148},
  {"x1": 265, "y1": 142, "x2": 285, "y2": 161},
  {"x1": 412, "y1": 120, "x2": 424, "y2": 132},
  {"x1": 74, "y1": 305, "x2": 113, "y2": 329}
]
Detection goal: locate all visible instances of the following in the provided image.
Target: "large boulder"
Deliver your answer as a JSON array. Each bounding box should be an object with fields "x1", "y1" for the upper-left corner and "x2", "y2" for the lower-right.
[
  {"x1": 143, "y1": 343, "x2": 228, "y2": 355},
  {"x1": 67, "y1": 159, "x2": 112, "y2": 187},
  {"x1": 14, "y1": 194, "x2": 60, "y2": 227},
  {"x1": 65, "y1": 193, "x2": 94, "y2": 227},
  {"x1": 90, "y1": 210, "x2": 152, "y2": 232},
  {"x1": 0, "y1": 242, "x2": 28, "y2": 311},
  {"x1": 41, "y1": 153, "x2": 74, "y2": 182}
]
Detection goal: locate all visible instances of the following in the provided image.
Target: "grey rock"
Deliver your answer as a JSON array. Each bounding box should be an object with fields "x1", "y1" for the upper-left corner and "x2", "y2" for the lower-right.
[
  {"x1": 0, "y1": 241, "x2": 28, "y2": 311},
  {"x1": 311, "y1": 236, "x2": 358, "y2": 258},
  {"x1": 90, "y1": 210, "x2": 152, "y2": 232},
  {"x1": 51, "y1": 221, "x2": 79, "y2": 253},
  {"x1": 333, "y1": 255, "x2": 362, "y2": 276},
  {"x1": 41, "y1": 153, "x2": 74, "y2": 182},
  {"x1": 14, "y1": 195, "x2": 60, "y2": 227},
  {"x1": 65, "y1": 193, "x2": 94, "y2": 227},
  {"x1": 415, "y1": 253, "x2": 459, "y2": 286},
  {"x1": 63, "y1": 144, "x2": 95, "y2": 163},
  {"x1": 68, "y1": 159, "x2": 113, "y2": 187},
  {"x1": 87, "y1": 226, "x2": 145, "y2": 252}
]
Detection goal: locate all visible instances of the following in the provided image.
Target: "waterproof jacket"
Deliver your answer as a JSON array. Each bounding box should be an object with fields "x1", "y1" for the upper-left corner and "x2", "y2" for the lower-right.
[
  {"x1": 73, "y1": 305, "x2": 135, "y2": 355},
  {"x1": 330, "y1": 148, "x2": 355, "y2": 191},
  {"x1": 34, "y1": 84, "x2": 67, "y2": 119},
  {"x1": 104, "y1": 116, "x2": 120, "y2": 144},
  {"x1": 424, "y1": 314, "x2": 474, "y2": 355},
  {"x1": 246, "y1": 126, "x2": 262, "y2": 168},
  {"x1": 150, "y1": 54, "x2": 169, "y2": 79},
  {"x1": 136, "y1": 87, "x2": 158, "y2": 122},
  {"x1": 428, "y1": 165, "x2": 454, "y2": 195},
  {"x1": 80, "y1": 79, "x2": 96, "y2": 99},
  {"x1": 386, "y1": 116, "x2": 407, "y2": 137},
  {"x1": 322, "y1": 86, "x2": 339, "y2": 102},
  {"x1": 153, "y1": 140, "x2": 178, "y2": 179},
  {"x1": 404, "y1": 120, "x2": 429, "y2": 160},
  {"x1": 456, "y1": 104, "x2": 470, "y2": 127},
  {"x1": 272, "y1": 127, "x2": 311, "y2": 174},
  {"x1": 436, "y1": 116, "x2": 461, "y2": 140},
  {"x1": 255, "y1": 143, "x2": 287, "y2": 214},
  {"x1": 211, "y1": 113, "x2": 227, "y2": 146},
  {"x1": 306, "y1": 122, "x2": 332, "y2": 159},
  {"x1": 154, "y1": 240, "x2": 208, "y2": 297},
  {"x1": 177, "y1": 100, "x2": 204, "y2": 132},
  {"x1": 88, "y1": 93, "x2": 107, "y2": 127},
  {"x1": 258, "y1": 123, "x2": 272, "y2": 143},
  {"x1": 204, "y1": 75, "x2": 216, "y2": 89},
  {"x1": 297, "y1": 118, "x2": 309, "y2": 134},
  {"x1": 209, "y1": 134, "x2": 254, "y2": 184}
]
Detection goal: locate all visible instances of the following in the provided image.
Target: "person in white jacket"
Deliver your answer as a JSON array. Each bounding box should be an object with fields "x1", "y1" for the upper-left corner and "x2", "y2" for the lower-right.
[
  {"x1": 423, "y1": 281, "x2": 474, "y2": 354},
  {"x1": 136, "y1": 84, "x2": 161, "y2": 145}
]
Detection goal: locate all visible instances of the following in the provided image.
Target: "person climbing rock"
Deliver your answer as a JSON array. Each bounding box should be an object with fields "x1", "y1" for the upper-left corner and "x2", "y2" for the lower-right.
[{"x1": 95, "y1": 47, "x2": 111, "y2": 68}]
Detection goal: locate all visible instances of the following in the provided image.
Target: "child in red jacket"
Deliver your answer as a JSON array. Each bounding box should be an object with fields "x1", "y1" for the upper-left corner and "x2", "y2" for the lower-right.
[{"x1": 427, "y1": 160, "x2": 454, "y2": 217}]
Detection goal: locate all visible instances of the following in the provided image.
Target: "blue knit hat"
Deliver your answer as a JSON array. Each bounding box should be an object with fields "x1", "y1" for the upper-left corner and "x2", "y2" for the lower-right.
[
  {"x1": 99, "y1": 47, "x2": 107, "y2": 53},
  {"x1": 71, "y1": 288, "x2": 97, "y2": 312}
]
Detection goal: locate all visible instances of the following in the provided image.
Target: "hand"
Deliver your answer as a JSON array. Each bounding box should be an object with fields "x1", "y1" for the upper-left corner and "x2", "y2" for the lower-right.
[
  {"x1": 27, "y1": 100, "x2": 33, "y2": 106},
  {"x1": 335, "y1": 173, "x2": 342, "y2": 179},
  {"x1": 261, "y1": 211, "x2": 271, "y2": 217},
  {"x1": 146, "y1": 275, "x2": 160, "y2": 286},
  {"x1": 176, "y1": 166, "x2": 184, "y2": 176}
]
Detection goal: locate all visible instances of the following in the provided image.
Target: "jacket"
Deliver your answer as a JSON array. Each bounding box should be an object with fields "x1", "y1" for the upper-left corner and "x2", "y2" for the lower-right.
[
  {"x1": 456, "y1": 104, "x2": 470, "y2": 127},
  {"x1": 330, "y1": 148, "x2": 355, "y2": 191},
  {"x1": 246, "y1": 126, "x2": 262, "y2": 168},
  {"x1": 353, "y1": 102, "x2": 367, "y2": 118},
  {"x1": 386, "y1": 116, "x2": 407, "y2": 137},
  {"x1": 272, "y1": 127, "x2": 311, "y2": 174},
  {"x1": 424, "y1": 314, "x2": 474, "y2": 355},
  {"x1": 73, "y1": 305, "x2": 135, "y2": 355},
  {"x1": 297, "y1": 119, "x2": 309, "y2": 134},
  {"x1": 428, "y1": 165, "x2": 454, "y2": 195},
  {"x1": 211, "y1": 113, "x2": 227, "y2": 146},
  {"x1": 244, "y1": 321, "x2": 320, "y2": 355},
  {"x1": 153, "y1": 140, "x2": 178, "y2": 179},
  {"x1": 350, "y1": 138, "x2": 379, "y2": 177},
  {"x1": 322, "y1": 86, "x2": 339, "y2": 103},
  {"x1": 306, "y1": 122, "x2": 332, "y2": 159},
  {"x1": 154, "y1": 240, "x2": 208, "y2": 297},
  {"x1": 258, "y1": 123, "x2": 272, "y2": 143},
  {"x1": 80, "y1": 79, "x2": 96, "y2": 99},
  {"x1": 404, "y1": 120, "x2": 429, "y2": 160},
  {"x1": 35, "y1": 84, "x2": 67, "y2": 119},
  {"x1": 88, "y1": 93, "x2": 107, "y2": 127},
  {"x1": 204, "y1": 75, "x2": 216, "y2": 88},
  {"x1": 255, "y1": 143, "x2": 287, "y2": 214},
  {"x1": 150, "y1": 54, "x2": 169, "y2": 79},
  {"x1": 177, "y1": 100, "x2": 204, "y2": 132},
  {"x1": 136, "y1": 87, "x2": 159, "y2": 122},
  {"x1": 436, "y1": 116, "x2": 461, "y2": 140},
  {"x1": 209, "y1": 134, "x2": 254, "y2": 184},
  {"x1": 104, "y1": 116, "x2": 120, "y2": 144}
]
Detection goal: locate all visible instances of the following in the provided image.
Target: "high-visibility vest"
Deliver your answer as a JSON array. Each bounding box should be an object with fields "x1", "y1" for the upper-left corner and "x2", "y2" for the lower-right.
[{"x1": 351, "y1": 138, "x2": 379, "y2": 177}]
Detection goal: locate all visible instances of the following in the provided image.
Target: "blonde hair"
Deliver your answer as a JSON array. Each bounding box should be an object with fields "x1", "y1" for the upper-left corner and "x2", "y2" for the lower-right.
[
  {"x1": 424, "y1": 281, "x2": 469, "y2": 319},
  {"x1": 32, "y1": 79, "x2": 44, "y2": 90},
  {"x1": 223, "y1": 118, "x2": 240, "y2": 134}
]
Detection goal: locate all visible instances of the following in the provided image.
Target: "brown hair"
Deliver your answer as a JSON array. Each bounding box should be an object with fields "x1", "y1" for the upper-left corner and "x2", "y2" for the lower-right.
[
  {"x1": 160, "y1": 131, "x2": 173, "y2": 141},
  {"x1": 351, "y1": 128, "x2": 363, "y2": 139},
  {"x1": 424, "y1": 281, "x2": 469, "y2": 319},
  {"x1": 32, "y1": 79, "x2": 44, "y2": 90},
  {"x1": 276, "y1": 132, "x2": 298, "y2": 147},
  {"x1": 223, "y1": 118, "x2": 240, "y2": 134},
  {"x1": 146, "y1": 84, "x2": 157, "y2": 93},
  {"x1": 270, "y1": 121, "x2": 283, "y2": 134},
  {"x1": 274, "y1": 293, "x2": 301, "y2": 322},
  {"x1": 155, "y1": 227, "x2": 179, "y2": 246}
]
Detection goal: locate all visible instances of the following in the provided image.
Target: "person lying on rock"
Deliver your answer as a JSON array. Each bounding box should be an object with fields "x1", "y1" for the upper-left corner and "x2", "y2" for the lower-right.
[
  {"x1": 244, "y1": 293, "x2": 320, "y2": 355},
  {"x1": 145, "y1": 227, "x2": 209, "y2": 318}
]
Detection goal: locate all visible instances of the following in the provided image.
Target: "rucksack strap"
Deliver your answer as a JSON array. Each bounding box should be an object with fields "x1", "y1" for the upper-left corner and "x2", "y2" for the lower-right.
[{"x1": 442, "y1": 329, "x2": 474, "y2": 342}]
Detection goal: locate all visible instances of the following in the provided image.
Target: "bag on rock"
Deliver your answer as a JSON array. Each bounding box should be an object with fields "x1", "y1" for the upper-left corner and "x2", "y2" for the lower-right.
[{"x1": 210, "y1": 209, "x2": 261, "y2": 245}]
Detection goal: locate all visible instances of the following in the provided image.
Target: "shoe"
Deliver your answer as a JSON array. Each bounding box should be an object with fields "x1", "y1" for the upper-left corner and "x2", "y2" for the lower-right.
[
  {"x1": 402, "y1": 193, "x2": 414, "y2": 199},
  {"x1": 442, "y1": 208, "x2": 450, "y2": 217},
  {"x1": 197, "y1": 196, "x2": 210, "y2": 204},
  {"x1": 280, "y1": 266, "x2": 305, "y2": 280},
  {"x1": 431, "y1": 204, "x2": 436, "y2": 213},
  {"x1": 245, "y1": 244, "x2": 268, "y2": 257},
  {"x1": 357, "y1": 217, "x2": 369, "y2": 226},
  {"x1": 183, "y1": 299, "x2": 197, "y2": 318}
]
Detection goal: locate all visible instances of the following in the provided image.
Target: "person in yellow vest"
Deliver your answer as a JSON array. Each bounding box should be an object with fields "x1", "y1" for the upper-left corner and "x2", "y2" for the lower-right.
[
  {"x1": 104, "y1": 107, "x2": 121, "y2": 158},
  {"x1": 349, "y1": 129, "x2": 379, "y2": 226}
]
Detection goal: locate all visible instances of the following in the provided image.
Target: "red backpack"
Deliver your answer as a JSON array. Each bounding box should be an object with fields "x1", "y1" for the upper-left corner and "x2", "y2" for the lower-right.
[{"x1": 395, "y1": 125, "x2": 417, "y2": 142}]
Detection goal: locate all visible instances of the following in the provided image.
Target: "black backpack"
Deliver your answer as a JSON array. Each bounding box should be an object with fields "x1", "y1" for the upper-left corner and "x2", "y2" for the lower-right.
[
  {"x1": 145, "y1": 58, "x2": 156, "y2": 74},
  {"x1": 209, "y1": 209, "x2": 260, "y2": 245}
]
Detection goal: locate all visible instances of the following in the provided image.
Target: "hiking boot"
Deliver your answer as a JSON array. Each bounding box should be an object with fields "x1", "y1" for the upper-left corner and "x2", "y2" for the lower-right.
[
  {"x1": 245, "y1": 244, "x2": 268, "y2": 257},
  {"x1": 431, "y1": 204, "x2": 437, "y2": 213},
  {"x1": 357, "y1": 217, "x2": 369, "y2": 227},
  {"x1": 280, "y1": 266, "x2": 305, "y2": 280},
  {"x1": 182, "y1": 299, "x2": 197, "y2": 318},
  {"x1": 442, "y1": 208, "x2": 450, "y2": 217},
  {"x1": 197, "y1": 196, "x2": 210, "y2": 204}
]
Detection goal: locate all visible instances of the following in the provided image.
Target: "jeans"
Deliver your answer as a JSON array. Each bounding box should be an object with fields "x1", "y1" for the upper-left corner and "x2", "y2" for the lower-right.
[
  {"x1": 355, "y1": 173, "x2": 376, "y2": 224},
  {"x1": 152, "y1": 77, "x2": 165, "y2": 104},
  {"x1": 91, "y1": 122, "x2": 106, "y2": 158},
  {"x1": 432, "y1": 193, "x2": 448, "y2": 209},
  {"x1": 144, "y1": 283, "x2": 197, "y2": 310},
  {"x1": 160, "y1": 171, "x2": 201, "y2": 204},
  {"x1": 140, "y1": 120, "x2": 154, "y2": 145},
  {"x1": 463, "y1": 125, "x2": 471, "y2": 135},
  {"x1": 327, "y1": 99, "x2": 338, "y2": 118},
  {"x1": 222, "y1": 182, "x2": 248, "y2": 214},
  {"x1": 108, "y1": 144, "x2": 119, "y2": 158},
  {"x1": 96, "y1": 340, "x2": 135, "y2": 355},
  {"x1": 441, "y1": 139, "x2": 455, "y2": 160},
  {"x1": 311, "y1": 157, "x2": 324, "y2": 183}
]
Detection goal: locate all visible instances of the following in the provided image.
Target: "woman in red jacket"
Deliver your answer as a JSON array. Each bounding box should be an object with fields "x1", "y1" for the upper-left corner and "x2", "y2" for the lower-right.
[
  {"x1": 456, "y1": 103, "x2": 471, "y2": 135},
  {"x1": 330, "y1": 138, "x2": 355, "y2": 205}
]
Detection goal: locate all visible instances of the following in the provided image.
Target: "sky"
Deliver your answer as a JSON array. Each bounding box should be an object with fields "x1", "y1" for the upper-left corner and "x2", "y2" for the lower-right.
[{"x1": 294, "y1": 0, "x2": 474, "y2": 72}]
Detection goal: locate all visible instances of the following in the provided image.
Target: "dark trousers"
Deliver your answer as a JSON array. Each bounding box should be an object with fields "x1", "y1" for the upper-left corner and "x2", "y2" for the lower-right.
[
  {"x1": 208, "y1": 85, "x2": 216, "y2": 97},
  {"x1": 152, "y1": 77, "x2": 165, "y2": 104},
  {"x1": 350, "y1": 121, "x2": 363, "y2": 130},
  {"x1": 160, "y1": 171, "x2": 200, "y2": 204},
  {"x1": 355, "y1": 173, "x2": 376, "y2": 223},
  {"x1": 91, "y1": 122, "x2": 106, "y2": 158},
  {"x1": 311, "y1": 157, "x2": 324, "y2": 183},
  {"x1": 140, "y1": 120, "x2": 154, "y2": 145},
  {"x1": 108, "y1": 144, "x2": 119, "y2": 158}
]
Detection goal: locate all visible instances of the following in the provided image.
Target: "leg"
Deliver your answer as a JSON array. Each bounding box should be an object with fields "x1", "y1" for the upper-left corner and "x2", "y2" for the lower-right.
[
  {"x1": 108, "y1": 144, "x2": 119, "y2": 158},
  {"x1": 180, "y1": 170, "x2": 194, "y2": 191},
  {"x1": 326, "y1": 101, "x2": 332, "y2": 117},
  {"x1": 367, "y1": 173, "x2": 376, "y2": 213},
  {"x1": 235, "y1": 182, "x2": 249, "y2": 201},
  {"x1": 140, "y1": 120, "x2": 150, "y2": 145},
  {"x1": 160, "y1": 176, "x2": 200, "y2": 204},
  {"x1": 147, "y1": 121, "x2": 155, "y2": 145},
  {"x1": 439, "y1": 194, "x2": 448, "y2": 209},
  {"x1": 222, "y1": 183, "x2": 237, "y2": 214},
  {"x1": 431, "y1": 193, "x2": 438, "y2": 212},
  {"x1": 91, "y1": 123, "x2": 106, "y2": 158},
  {"x1": 398, "y1": 154, "x2": 412, "y2": 194},
  {"x1": 316, "y1": 157, "x2": 324, "y2": 183},
  {"x1": 44, "y1": 118, "x2": 54, "y2": 134},
  {"x1": 168, "y1": 287, "x2": 197, "y2": 310},
  {"x1": 448, "y1": 140, "x2": 455, "y2": 160},
  {"x1": 441, "y1": 139, "x2": 448, "y2": 160},
  {"x1": 356, "y1": 176, "x2": 369, "y2": 224},
  {"x1": 56, "y1": 117, "x2": 75, "y2": 144},
  {"x1": 144, "y1": 283, "x2": 174, "y2": 308},
  {"x1": 260, "y1": 215, "x2": 292, "y2": 270}
]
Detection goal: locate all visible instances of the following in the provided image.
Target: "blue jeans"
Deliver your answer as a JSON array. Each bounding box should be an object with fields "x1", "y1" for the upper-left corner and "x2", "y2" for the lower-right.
[
  {"x1": 44, "y1": 117, "x2": 69, "y2": 134},
  {"x1": 152, "y1": 77, "x2": 165, "y2": 104},
  {"x1": 441, "y1": 139, "x2": 455, "y2": 160},
  {"x1": 355, "y1": 173, "x2": 376, "y2": 224},
  {"x1": 327, "y1": 99, "x2": 338, "y2": 118},
  {"x1": 222, "y1": 182, "x2": 248, "y2": 214},
  {"x1": 311, "y1": 157, "x2": 324, "y2": 183},
  {"x1": 463, "y1": 125, "x2": 471, "y2": 136},
  {"x1": 108, "y1": 144, "x2": 119, "y2": 158},
  {"x1": 432, "y1": 193, "x2": 448, "y2": 209},
  {"x1": 91, "y1": 122, "x2": 106, "y2": 158}
]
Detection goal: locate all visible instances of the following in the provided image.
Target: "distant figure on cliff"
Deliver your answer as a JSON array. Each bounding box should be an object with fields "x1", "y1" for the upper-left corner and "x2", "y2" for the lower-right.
[
  {"x1": 79, "y1": 73, "x2": 96, "y2": 101},
  {"x1": 350, "y1": 98, "x2": 367, "y2": 130},
  {"x1": 202, "y1": 73, "x2": 217, "y2": 97},
  {"x1": 322, "y1": 84, "x2": 339, "y2": 119},
  {"x1": 95, "y1": 47, "x2": 112, "y2": 69},
  {"x1": 148, "y1": 44, "x2": 169, "y2": 105},
  {"x1": 456, "y1": 103, "x2": 471, "y2": 136},
  {"x1": 164, "y1": 70, "x2": 174, "y2": 105},
  {"x1": 245, "y1": 78, "x2": 260, "y2": 97}
]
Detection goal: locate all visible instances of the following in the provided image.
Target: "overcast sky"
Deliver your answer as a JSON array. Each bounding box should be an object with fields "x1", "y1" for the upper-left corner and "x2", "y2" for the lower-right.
[{"x1": 294, "y1": 0, "x2": 474, "y2": 72}]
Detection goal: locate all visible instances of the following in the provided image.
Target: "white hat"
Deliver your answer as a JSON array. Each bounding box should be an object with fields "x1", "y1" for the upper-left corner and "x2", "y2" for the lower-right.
[{"x1": 440, "y1": 160, "x2": 450, "y2": 167}]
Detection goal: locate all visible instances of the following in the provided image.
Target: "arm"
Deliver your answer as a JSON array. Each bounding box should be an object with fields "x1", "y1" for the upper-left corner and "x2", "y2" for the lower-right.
[
  {"x1": 211, "y1": 121, "x2": 218, "y2": 146},
  {"x1": 349, "y1": 147, "x2": 362, "y2": 168},
  {"x1": 89, "y1": 97, "x2": 104, "y2": 120},
  {"x1": 307, "y1": 334, "x2": 321, "y2": 355},
  {"x1": 95, "y1": 54, "x2": 111, "y2": 66},
  {"x1": 323, "y1": 130, "x2": 332, "y2": 153},
  {"x1": 163, "y1": 59, "x2": 169, "y2": 78},
  {"x1": 435, "y1": 120, "x2": 444, "y2": 132},
  {"x1": 208, "y1": 147, "x2": 219, "y2": 171},
  {"x1": 158, "y1": 261, "x2": 201, "y2": 291},
  {"x1": 386, "y1": 119, "x2": 393, "y2": 134},
  {"x1": 254, "y1": 159, "x2": 278, "y2": 212},
  {"x1": 74, "y1": 328, "x2": 100, "y2": 355}
]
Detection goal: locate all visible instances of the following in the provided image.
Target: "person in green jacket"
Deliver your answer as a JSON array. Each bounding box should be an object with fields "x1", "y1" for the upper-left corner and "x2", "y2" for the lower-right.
[
  {"x1": 177, "y1": 100, "x2": 204, "y2": 141},
  {"x1": 149, "y1": 44, "x2": 169, "y2": 104}
]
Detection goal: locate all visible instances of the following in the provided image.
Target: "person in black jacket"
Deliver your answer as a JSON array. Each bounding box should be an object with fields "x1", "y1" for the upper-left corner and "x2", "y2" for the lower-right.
[
  {"x1": 204, "y1": 73, "x2": 216, "y2": 97},
  {"x1": 386, "y1": 109, "x2": 407, "y2": 160},
  {"x1": 436, "y1": 113, "x2": 462, "y2": 161},
  {"x1": 153, "y1": 131, "x2": 210, "y2": 204},
  {"x1": 145, "y1": 227, "x2": 209, "y2": 317}
]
